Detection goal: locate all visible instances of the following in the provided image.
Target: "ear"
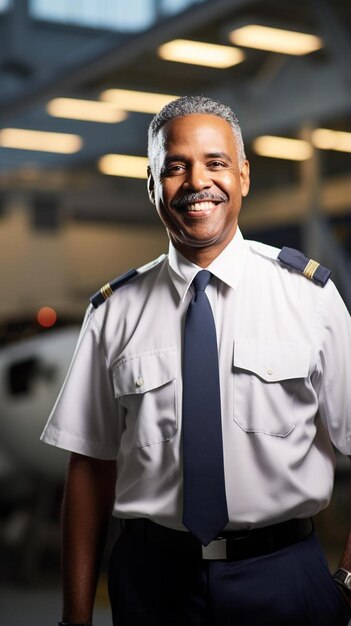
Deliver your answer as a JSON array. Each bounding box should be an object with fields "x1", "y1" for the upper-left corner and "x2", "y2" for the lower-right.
[
  {"x1": 147, "y1": 166, "x2": 155, "y2": 204},
  {"x1": 240, "y1": 160, "x2": 250, "y2": 198}
]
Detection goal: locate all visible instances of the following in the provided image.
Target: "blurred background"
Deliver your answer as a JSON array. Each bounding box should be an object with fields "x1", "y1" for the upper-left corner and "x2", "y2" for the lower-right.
[{"x1": 0, "y1": 0, "x2": 350, "y2": 624}]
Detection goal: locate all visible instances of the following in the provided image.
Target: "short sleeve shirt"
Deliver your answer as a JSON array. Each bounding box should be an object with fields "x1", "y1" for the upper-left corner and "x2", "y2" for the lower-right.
[{"x1": 41, "y1": 229, "x2": 351, "y2": 530}]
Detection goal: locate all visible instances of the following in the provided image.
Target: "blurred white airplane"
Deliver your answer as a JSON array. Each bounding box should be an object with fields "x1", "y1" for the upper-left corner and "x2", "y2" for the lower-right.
[
  {"x1": 0, "y1": 326, "x2": 81, "y2": 579},
  {"x1": 0, "y1": 326, "x2": 80, "y2": 481}
]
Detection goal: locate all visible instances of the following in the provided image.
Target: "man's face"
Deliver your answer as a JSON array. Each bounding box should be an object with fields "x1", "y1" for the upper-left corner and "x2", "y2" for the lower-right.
[{"x1": 148, "y1": 114, "x2": 250, "y2": 263}]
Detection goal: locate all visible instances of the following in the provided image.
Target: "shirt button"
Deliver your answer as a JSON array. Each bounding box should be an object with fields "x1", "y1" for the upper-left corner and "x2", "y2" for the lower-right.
[
  {"x1": 135, "y1": 376, "x2": 144, "y2": 387},
  {"x1": 267, "y1": 368, "x2": 273, "y2": 376}
]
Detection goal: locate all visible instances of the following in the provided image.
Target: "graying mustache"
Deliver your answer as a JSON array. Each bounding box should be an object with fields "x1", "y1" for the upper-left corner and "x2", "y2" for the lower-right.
[{"x1": 172, "y1": 192, "x2": 227, "y2": 209}]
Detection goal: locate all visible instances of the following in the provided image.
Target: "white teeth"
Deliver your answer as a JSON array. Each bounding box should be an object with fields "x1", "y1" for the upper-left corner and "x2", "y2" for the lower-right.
[{"x1": 187, "y1": 201, "x2": 216, "y2": 211}]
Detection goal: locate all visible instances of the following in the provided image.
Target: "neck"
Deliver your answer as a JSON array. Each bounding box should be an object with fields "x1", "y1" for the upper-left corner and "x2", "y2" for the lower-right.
[
  {"x1": 180, "y1": 247, "x2": 220, "y2": 268},
  {"x1": 172, "y1": 235, "x2": 236, "y2": 268}
]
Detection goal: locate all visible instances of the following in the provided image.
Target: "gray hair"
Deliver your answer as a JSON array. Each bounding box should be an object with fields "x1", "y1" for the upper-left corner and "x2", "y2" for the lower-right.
[{"x1": 147, "y1": 95, "x2": 246, "y2": 173}]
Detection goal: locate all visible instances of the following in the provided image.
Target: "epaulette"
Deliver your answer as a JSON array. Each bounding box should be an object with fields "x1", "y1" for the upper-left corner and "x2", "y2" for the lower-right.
[
  {"x1": 90, "y1": 254, "x2": 166, "y2": 309},
  {"x1": 278, "y1": 247, "x2": 331, "y2": 286}
]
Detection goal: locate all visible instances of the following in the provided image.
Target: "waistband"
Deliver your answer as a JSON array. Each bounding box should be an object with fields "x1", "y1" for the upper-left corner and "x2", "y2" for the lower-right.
[{"x1": 120, "y1": 517, "x2": 314, "y2": 560}]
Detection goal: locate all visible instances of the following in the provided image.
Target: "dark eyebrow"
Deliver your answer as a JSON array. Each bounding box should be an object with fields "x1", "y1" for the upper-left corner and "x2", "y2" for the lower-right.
[{"x1": 163, "y1": 154, "x2": 187, "y2": 166}]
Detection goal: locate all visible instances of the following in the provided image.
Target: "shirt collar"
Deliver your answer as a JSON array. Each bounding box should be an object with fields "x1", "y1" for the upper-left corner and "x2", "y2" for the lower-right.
[{"x1": 167, "y1": 227, "x2": 248, "y2": 302}]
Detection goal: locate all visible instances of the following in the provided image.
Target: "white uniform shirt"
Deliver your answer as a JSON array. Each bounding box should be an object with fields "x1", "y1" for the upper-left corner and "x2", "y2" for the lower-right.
[{"x1": 41, "y1": 229, "x2": 351, "y2": 530}]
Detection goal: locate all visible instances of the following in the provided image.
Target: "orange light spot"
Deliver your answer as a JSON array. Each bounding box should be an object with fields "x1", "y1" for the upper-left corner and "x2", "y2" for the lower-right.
[{"x1": 37, "y1": 306, "x2": 57, "y2": 328}]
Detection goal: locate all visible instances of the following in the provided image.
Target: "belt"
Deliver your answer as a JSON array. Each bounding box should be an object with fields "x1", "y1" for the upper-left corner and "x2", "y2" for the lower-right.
[{"x1": 121, "y1": 517, "x2": 313, "y2": 561}]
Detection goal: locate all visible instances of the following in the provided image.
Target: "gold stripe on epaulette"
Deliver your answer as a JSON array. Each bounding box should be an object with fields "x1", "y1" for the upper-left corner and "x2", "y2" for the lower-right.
[
  {"x1": 303, "y1": 259, "x2": 320, "y2": 280},
  {"x1": 100, "y1": 283, "x2": 113, "y2": 300}
]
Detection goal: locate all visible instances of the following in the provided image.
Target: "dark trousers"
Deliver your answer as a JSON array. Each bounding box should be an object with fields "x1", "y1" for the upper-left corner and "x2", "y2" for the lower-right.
[{"x1": 108, "y1": 529, "x2": 350, "y2": 626}]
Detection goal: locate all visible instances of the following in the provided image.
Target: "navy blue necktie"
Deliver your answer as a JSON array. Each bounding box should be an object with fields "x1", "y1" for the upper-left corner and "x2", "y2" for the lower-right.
[{"x1": 182, "y1": 270, "x2": 229, "y2": 546}]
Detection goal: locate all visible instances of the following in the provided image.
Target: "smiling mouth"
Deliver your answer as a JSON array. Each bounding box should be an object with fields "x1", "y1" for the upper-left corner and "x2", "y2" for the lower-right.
[{"x1": 185, "y1": 200, "x2": 220, "y2": 212}]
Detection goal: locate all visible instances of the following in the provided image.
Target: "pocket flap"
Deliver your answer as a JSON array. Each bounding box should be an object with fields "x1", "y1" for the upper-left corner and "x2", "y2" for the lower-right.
[
  {"x1": 113, "y1": 348, "x2": 177, "y2": 397},
  {"x1": 233, "y1": 339, "x2": 310, "y2": 382}
]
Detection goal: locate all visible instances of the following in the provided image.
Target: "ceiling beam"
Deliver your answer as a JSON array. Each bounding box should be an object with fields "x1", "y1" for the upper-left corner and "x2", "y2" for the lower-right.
[
  {"x1": 215, "y1": 55, "x2": 351, "y2": 138},
  {"x1": 0, "y1": 0, "x2": 256, "y2": 121}
]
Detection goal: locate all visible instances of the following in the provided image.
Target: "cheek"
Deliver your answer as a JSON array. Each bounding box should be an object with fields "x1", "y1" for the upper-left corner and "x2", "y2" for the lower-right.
[
  {"x1": 213, "y1": 172, "x2": 238, "y2": 194},
  {"x1": 156, "y1": 182, "x2": 181, "y2": 213}
]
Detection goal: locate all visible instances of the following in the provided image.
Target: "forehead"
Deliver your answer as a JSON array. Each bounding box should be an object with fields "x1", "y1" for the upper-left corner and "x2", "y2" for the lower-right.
[{"x1": 159, "y1": 114, "x2": 237, "y2": 154}]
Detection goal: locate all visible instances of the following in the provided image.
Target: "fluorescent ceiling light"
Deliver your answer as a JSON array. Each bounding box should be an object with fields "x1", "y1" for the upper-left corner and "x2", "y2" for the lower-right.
[
  {"x1": 47, "y1": 98, "x2": 128, "y2": 123},
  {"x1": 311, "y1": 128, "x2": 351, "y2": 153},
  {"x1": 158, "y1": 39, "x2": 245, "y2": 68},
  {"x1": 253, "y1": 136, "x2": 313, "y2": 161},
  {"x1": 229, "y1": 25, "x2": 322, "y2": 55},
  {"x1": 0, "y1": 128, "x2": 82, "y2": 153},
  {"x1": 98, "y1": 154, "x2": 148, "y2": 178},
  {"x1": 100, "y1": 89, "x2": 179, "y2": 114}
]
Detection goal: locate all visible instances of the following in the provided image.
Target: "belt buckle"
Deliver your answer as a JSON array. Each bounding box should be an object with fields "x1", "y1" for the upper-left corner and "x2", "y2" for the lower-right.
[{"x1": 201, "y1": 537, "x2": 227, "y2": 560}]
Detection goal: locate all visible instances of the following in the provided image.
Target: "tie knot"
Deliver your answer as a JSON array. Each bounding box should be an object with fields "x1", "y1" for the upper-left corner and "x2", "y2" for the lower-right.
[{"x1": 193, "y1": 270, "x2": 211, "y2": 293}]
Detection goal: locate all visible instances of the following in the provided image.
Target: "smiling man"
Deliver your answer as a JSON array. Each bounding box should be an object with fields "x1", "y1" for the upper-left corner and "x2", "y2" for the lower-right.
[
  {"x1": 147, "y1": 112, "x2": 249, "y2": 265},
  {"x1": 41, "y1": 96, "x2": 351, "y2": 626}
]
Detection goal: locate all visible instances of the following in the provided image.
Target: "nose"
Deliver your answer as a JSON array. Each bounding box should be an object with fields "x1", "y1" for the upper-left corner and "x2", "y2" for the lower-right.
[{"x1": 183, "y1": 163, "x2": 212, "y2": 191}]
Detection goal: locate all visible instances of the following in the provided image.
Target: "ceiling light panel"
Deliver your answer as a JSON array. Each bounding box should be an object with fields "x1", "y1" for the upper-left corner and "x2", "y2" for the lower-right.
[
  {"x1": 98, "y1": 154, "x2": 148, "y2": 178},
  {"x1": 158, "y1": 39, "x2": 245, "y2": 68},
  {"x1": 312, "y1": 128, "x2": 351, "y2": 153},
  {"x1": 100, "y1": 89, "x2": 179, "y2": 114},
  {"x1": 253, "y1": 136, "x2": 313, "y2": 160},
  {"x1": 47, "y1": 98, "x2": 128, "y2": 123},
  {"x1": 0, "y1": 128, "x2": 83, "y2": 153},
  {"x1": 229, "y1": 25, "x2": 322, "y2": 55}
]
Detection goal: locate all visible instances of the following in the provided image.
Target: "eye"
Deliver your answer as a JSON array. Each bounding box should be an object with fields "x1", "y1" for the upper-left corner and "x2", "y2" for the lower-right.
[
  {"x1": 162, "y1": 164, "x2": 186, "y2": 176},
  {"x1": 208, "y1": 160, "x2": 226, "y2": 168}
]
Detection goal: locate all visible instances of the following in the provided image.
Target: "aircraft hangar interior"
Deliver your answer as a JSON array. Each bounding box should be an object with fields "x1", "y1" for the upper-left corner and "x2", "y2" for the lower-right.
[{"x1": 0, "y1": 1, "x2": 350, "y2": 624}]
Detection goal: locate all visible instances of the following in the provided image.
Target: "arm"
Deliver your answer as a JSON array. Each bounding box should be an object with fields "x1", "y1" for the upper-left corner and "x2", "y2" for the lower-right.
[
  {"x1": 339, "y1": 458, "x2": 351, "y2": 573},
  {"x1": 333, "y1": 458, "x2": 351, "y2": 609},
  {"x1": 61, "y1": 452, "x2": 117, "y2": 624},
  {"x1": 315, "y1": 286, "x2": 351, "y2": 605}
]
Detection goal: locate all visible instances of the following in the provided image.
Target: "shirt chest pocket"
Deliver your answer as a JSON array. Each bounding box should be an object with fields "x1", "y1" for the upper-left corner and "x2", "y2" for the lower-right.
[
  {"x1": 112, "y1": 348, "x2": 177, "y2": 448},
  {"x1": 233, "y1": 339, "x2": 311, "y2": 437}
]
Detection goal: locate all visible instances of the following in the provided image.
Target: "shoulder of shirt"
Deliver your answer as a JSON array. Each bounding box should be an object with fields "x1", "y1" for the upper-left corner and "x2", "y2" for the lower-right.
[
  {"x1": 247, "y1": 240, "x2": 332, "y2": 287},
  {"x1": 89, "y1": 253, "x2": 167, "y2": 309}
]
